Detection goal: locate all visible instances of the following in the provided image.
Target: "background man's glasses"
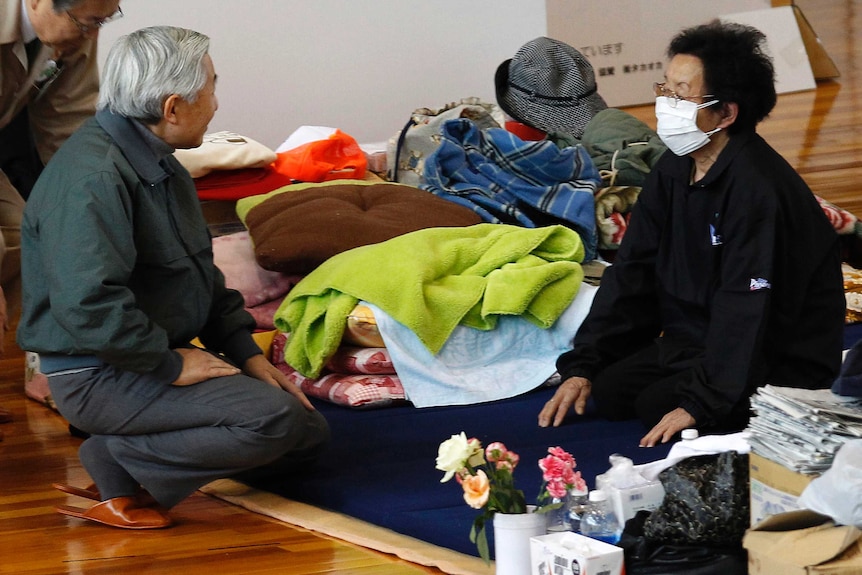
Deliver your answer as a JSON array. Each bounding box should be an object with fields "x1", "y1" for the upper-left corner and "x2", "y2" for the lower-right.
[{"x1": 66, "y1": 7, "x2": 123, "y2": 34}]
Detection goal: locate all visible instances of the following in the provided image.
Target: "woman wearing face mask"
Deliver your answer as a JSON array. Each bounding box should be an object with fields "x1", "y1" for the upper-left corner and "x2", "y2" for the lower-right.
[{"x1": 539, "y1": 20, "x2": 845, "y2": 447}]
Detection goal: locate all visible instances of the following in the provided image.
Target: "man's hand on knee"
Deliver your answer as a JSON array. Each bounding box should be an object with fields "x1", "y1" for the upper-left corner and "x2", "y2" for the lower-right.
[
  {"x1": 243, "y1": 354, "x2": 316, "y2": 412},
  {"x1": 172, "y1": 348, "x2": 240, "y2": 386}
]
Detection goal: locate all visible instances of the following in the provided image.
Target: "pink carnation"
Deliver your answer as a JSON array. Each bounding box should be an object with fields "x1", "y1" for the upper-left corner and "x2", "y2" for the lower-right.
[
  {"x1": 539, "y1": 447, "x2": 583, "y2": 498},
  {"x1": 571, "y1": 471, "x2": 587, "y2": 493},
  {"x1": 539, "y1": 454, "x2": 571, "y2": 483},
  {"x1": 546, "y1": 446, "x2": 576, "y2": 468},
  {"x1": 498, "y1": 451, "x2": 519, "y2": 471},
  {"x1": 545, "y1": 478, "x2": 570, "y2": 499},
  {"x1": 485, "y1": 442, "x2": 508, "y2": 463}
]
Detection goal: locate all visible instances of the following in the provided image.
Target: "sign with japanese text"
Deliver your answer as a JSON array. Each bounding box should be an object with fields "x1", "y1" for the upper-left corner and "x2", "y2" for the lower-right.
[{"x1": 546, "y1": 0, "x2": 772, "y2": 107}]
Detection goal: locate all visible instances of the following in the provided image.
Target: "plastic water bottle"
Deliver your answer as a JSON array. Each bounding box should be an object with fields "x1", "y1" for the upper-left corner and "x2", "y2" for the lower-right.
[
  {"x1": 681, "y1": 428, "x2": 699, "y2": 441},
  {"x1": 546, "y1": 494, "x2": 573, "y2": 532},
  {"x1": 579, "y1": 489, "x2": 622, "y2": 544},
  {"x1": 566, "y1": 486, "x2": 589, "y2": 533}
]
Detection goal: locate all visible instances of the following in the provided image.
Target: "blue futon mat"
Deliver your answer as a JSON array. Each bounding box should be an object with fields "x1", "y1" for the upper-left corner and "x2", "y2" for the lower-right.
[{"x1": 247, "y1": 386, "x2": 673, "y2": 558}]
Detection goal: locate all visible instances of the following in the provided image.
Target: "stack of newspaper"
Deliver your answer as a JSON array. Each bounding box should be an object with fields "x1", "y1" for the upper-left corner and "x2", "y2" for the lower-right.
[{"x1": 747, "y1": 385, "x2": 862, "y2": 474}]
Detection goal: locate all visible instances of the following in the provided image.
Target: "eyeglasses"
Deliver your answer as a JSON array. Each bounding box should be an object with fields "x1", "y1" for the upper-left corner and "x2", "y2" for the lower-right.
[
  {"x1": 653, "y1": 82, "x2": 716, "y2": 108},
  {"x1": 66, "y1": 6, "x2": 123, "y2": 34}
]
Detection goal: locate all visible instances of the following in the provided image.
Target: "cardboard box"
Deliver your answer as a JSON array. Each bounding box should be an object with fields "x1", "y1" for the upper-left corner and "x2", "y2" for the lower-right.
[
  {"x1": 770, "y1": 0, "x2": 840, "y2": 79},
  {"x1": 530, "y1": 532, "x2": 623, "y2": 575},
  {"x1": 545, "y1": 0, "x2": 834, "y2": 107},
  {"x1": 721, "y1": 5, "x2": 816, "y2": 94},
  {"x1": 744, "y1": 510, "x2": 862, "y2": 574},
  {"x1": 750, "y1": 452, "x2": 817, "y2": 525}
]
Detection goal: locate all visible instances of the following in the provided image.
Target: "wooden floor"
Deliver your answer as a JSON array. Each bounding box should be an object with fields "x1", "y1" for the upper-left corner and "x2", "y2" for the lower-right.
[
  {"x1": 0, "y1": 0, "x2": 859, "y2": 572},
  {"x1": 0, "y1": 320, "x2": 444, "y2": 575}
]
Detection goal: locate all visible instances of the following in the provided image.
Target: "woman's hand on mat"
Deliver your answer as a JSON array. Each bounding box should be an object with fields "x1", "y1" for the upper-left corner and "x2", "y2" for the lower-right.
[
  {"x1": 538, "y1": 376, "x2": 592, "y2": 427},
  {"x1": 640, "y1": 407, "x2": 695, "y2": 448},
  {"x1": 242, "y1": 354, "x2": 316, "y2": 412},
  {"x1": 172, "y1": 348, "x2": 241, "y2": 386}
]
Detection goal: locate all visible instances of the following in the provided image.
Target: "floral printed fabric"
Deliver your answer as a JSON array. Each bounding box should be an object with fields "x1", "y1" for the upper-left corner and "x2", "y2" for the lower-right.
[{"x1": 270, "y1": 332, "x2": 406, "y2": 409}]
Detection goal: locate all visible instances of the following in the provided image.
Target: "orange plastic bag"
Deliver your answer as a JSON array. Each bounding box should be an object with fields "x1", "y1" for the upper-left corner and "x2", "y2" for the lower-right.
[{"x1": 274, "y1": 130, "x2": 367, "y2": 182}]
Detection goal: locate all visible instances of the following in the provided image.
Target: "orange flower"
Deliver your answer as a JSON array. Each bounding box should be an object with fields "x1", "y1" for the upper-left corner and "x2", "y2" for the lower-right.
[{"x1": 461, "y1": 469, "x2": 490, "y2": 509}]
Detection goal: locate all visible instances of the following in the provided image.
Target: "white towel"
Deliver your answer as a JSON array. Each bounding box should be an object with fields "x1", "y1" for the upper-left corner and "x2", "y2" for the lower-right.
[{"x1": 367, "y1": 283, "x2": 597, "y2": 408}]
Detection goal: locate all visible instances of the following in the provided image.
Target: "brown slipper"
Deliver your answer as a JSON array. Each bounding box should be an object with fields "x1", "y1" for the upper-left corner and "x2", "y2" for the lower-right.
[
  {"x1": 53, "y1": 482, "x2": 100, "y2": 501},
  {"x1": 55, "y1": 496, "x2": 172, "y2": 529},
  {"x1": 53, "y1": 482, "x2": 159, "y2": 508}
]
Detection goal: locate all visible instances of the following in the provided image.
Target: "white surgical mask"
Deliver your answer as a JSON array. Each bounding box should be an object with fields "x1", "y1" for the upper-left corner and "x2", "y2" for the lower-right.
[{"x1": 655, "y1": 96, "x2": 721, "y2": 156}]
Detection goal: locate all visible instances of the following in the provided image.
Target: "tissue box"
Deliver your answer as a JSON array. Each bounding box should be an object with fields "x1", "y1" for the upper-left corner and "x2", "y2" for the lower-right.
[
  {"x1": 606, "y1": 481, "x2": 665, "y2": 523},
  {"x1": 530, "y1": 532, "x2": 624, "y2": 575}
]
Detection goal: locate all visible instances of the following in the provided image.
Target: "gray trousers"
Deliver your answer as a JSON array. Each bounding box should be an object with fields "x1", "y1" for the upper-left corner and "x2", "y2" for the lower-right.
[{"x1": 48, "y1": 364, "x2": 330, "y2": 508}]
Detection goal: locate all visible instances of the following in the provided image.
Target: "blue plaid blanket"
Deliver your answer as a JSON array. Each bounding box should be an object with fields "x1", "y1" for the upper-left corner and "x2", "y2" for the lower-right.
[{"x1": 422, "y1": 118, "x2": 601, "y2": 261}]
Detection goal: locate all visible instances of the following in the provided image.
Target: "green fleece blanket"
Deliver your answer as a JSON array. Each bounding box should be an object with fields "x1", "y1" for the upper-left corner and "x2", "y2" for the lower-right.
[{"x1": 276, "y1": 223, "x2": 584, "y2": 377}]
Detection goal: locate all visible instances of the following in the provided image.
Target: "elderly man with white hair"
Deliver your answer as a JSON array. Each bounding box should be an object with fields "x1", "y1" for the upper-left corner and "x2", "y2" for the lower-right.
[{"x1": 17, "y1": 25, "x2": 330, "y2": 530}]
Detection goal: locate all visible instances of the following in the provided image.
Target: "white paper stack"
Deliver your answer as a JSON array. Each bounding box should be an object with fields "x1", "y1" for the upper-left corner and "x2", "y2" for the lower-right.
[{"x1": 747, "y1": 385, "x2": 862, "y2": 474}]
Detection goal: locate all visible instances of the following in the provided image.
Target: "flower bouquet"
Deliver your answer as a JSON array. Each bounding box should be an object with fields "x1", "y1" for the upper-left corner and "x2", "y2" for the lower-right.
[{"x1": 435, "y1": 432, "x2": 586, "y2": 563}]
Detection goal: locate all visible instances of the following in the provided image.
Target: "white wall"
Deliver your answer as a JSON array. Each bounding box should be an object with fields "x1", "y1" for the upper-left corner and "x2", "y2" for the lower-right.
[{"x1": 98, "y1": 0, "x2": 547, "y2": 149}]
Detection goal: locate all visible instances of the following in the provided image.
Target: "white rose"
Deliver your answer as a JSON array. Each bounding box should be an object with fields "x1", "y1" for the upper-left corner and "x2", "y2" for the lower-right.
[{"x1": 436, "y1": 432, "x2": 484, "y2": 482}]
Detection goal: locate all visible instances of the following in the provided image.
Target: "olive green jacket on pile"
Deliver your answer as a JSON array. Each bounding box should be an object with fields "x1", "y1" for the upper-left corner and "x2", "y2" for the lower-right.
[{"x1": 549, "y1": 108, "x2": 667, "y2": 188}]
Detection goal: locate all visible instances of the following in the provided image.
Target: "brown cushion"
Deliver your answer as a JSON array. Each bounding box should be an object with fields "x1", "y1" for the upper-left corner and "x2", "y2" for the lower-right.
[{"x1": 243, "y1": 182, "x2": 483, "y2": 274}]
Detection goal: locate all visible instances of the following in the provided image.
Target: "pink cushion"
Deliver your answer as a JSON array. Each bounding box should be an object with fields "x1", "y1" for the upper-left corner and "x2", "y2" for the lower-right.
[
  {"x1": 247, "y1": 298, "x2": 282, "y2": 331},
  {"x1": 212, "y1": 231, "x2": 301, "y2": 307}
]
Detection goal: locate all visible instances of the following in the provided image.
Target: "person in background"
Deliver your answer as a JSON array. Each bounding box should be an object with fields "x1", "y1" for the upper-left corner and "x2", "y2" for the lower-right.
[
  {"x1": 0, "y1": 0, "x2": 122, "y2": 434},
  {"x1": 538, "y1": 20, "x2": 845, "y2": 446},
  {"x1": 17, "y1": 25, "x2": 330, "y2": 529}
]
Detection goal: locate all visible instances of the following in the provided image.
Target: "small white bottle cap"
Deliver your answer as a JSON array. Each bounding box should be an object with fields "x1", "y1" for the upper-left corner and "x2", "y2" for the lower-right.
[
  {"x1": 588, "y1": 489, "x2": 608, "y2": 502},
  {"x1": 570, "y1": 485, "x2": 589, "y2": 497},
  {"x1": 681, "y1": 428, "x2": 699, "y2": 441}
]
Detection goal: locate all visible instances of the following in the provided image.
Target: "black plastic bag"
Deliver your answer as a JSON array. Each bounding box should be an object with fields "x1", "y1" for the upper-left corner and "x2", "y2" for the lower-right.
[
  {"x1": 620, "y1": 511, "x2": 747, "y2": 575},
  {"x1": 642, "y1": 451, "x2": 749, "y2": 546}
]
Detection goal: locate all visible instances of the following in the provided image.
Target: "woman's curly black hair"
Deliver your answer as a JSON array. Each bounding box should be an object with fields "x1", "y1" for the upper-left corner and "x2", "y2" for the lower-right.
[{"x1": 668, "y1": 20, "x2": 776, "y2": 134}]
